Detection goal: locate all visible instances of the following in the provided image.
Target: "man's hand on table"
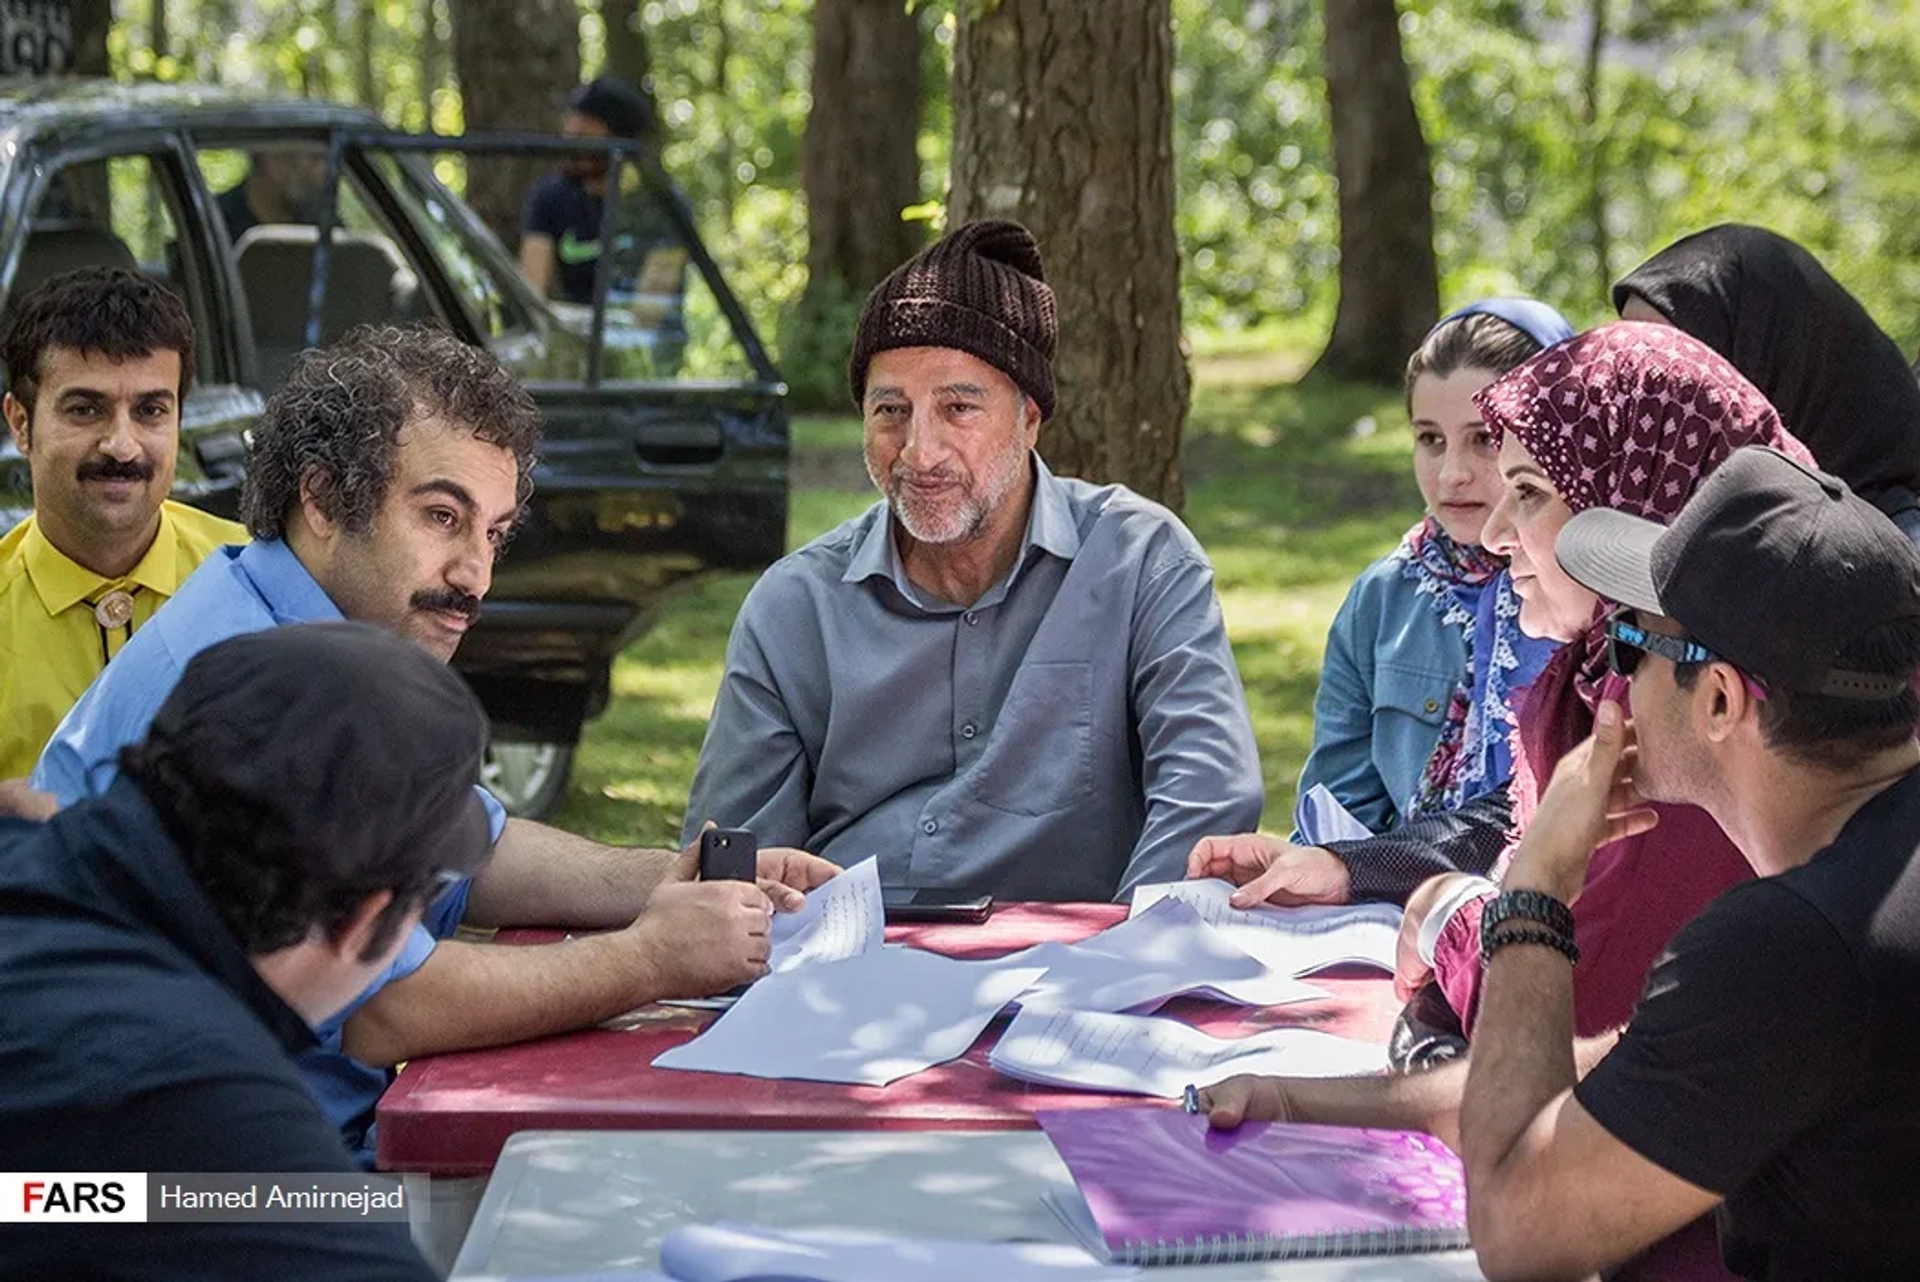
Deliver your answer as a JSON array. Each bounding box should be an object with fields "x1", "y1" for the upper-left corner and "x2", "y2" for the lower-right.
[
  {"x1": 1197, "y1": 1074, "x2": 1298, "y2": 1130},
  {"x1": 669, "y1": 826, "x2": 841, "y2": 912},
  {"x1": 626, "y1": 879, "x2": 775, "y2": 998},
  {"x1": 1186, "y1": 833, "x2": 1351, "y2": 908}
]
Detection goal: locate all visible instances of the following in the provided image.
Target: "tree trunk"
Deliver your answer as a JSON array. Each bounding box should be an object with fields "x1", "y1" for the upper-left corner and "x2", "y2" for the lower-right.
[
  {"x1": 786, "y1": 0, "x2": 923, "y2": 409},
  {"x1": 354, "y1": 0, "x2": 379, "y2": 109},
  {"x1": 0, "y1": 1, "x2": 109, "y2": 76},
  {"x1": 451, "y1": 0, "x2": 582, "y2": 248},
  {"x1": 420, "y1": 0, "x2": 446, "y2": 120},
  {"x1": 1313, "y1": 0, "x2": 1439, "y2": 384},
  {"x1": 950, "y1": 0, "x2": 1188, "y2": 511},
  {"x1": 149, "y1": 0, "x2": 167, "y2": 63},
  {"x1": 1583, "y1": 0, "x2": 1612, "y2": 302},
  {"x1": 602, "y1": 0, "x2": 649, "y2": 91}
]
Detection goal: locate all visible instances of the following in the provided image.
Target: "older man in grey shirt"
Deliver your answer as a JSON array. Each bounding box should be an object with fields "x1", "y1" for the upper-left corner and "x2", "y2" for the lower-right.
[{"x1": 684, "y1": 220, "x2": 1262, "y2": 901}]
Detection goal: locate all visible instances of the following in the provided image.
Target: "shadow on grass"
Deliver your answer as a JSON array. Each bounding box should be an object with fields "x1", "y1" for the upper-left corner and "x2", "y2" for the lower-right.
[{"x1": 553, "y1": 364, "x2": 1421, "y2": 844}]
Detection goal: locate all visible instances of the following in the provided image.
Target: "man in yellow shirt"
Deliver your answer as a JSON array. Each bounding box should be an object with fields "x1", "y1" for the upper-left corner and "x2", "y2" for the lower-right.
[{"x1": 0, "y1": 267, "x2": 246, "y2": 779}]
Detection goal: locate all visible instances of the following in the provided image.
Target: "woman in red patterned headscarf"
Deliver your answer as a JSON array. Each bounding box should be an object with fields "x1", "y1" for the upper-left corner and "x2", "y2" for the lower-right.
[{"x1": 1414, "y1": 322, "x2": 1815, "y2": 1281}]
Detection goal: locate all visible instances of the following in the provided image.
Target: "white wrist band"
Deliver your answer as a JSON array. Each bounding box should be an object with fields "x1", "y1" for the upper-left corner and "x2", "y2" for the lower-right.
[{"x1": 1417, "y1": 876, "x2": 1501, "y2": 967}]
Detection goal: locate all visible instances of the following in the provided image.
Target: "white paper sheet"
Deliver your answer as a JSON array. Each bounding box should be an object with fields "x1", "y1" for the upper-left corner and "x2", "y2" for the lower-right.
[
  {"x1": 988, "y1": 1007, "x2": 1388, "y2": 1096},
  {"x1": 1128, "y1": 879, "x2": 1403, "y2": 975},
  {"x1": 997, "y1": 897, "x2": 1328, "y2": 1014},
  {"x1": 656, "y1": 1223, "x2": 1136, "y2": 1282},
  {"x1": 653, "y1": 946, "x2": 1045, "y2": 1087},
  {"x1": 1292, "y1": 782, "x2": 1375, "y2": 845},
  {"x1": 768, "y1": 856, "x2": 884, "y2": 974}
]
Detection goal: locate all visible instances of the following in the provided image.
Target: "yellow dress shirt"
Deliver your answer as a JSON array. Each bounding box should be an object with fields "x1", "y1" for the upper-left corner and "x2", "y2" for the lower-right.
[{"x1": 0, "y1": 500, "x2": 248, "y2": 778}]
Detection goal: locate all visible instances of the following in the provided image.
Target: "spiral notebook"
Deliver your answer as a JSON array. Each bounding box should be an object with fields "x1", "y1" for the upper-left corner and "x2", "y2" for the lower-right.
[{"x1": 1036, "y1": 1106, "x2": 1468, "y2": 1266}]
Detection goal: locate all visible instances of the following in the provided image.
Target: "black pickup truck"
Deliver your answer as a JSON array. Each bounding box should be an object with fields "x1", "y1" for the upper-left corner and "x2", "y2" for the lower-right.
[{"x1": 0, "y1": 81, "x2": 789, "y2": 816}]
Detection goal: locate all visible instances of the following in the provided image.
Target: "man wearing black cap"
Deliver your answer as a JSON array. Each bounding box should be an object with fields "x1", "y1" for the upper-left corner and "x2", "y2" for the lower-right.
[
  {"x1": 518, "y1": 74, "x2": 660, "y2": 304},
  {"x1": 684, "y1": 220, "x2": 1262, "y2": 901},
  {"x1": 0, "y1": 624, "x2": 490, "y2": 1279},
  {"x1": 1457, "y1": 445, "x2": 1920, "y2": 1281}
]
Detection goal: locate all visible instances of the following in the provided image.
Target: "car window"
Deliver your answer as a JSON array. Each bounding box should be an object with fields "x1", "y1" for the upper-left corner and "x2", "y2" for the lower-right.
[
  {"x1": 591, "y1": 159, "x2": 754, "y2": 385},
  {"x1": 9, "y1": 151, "x2": 213, "y2": 387},
  {"x1": 365, "y1": 152, "x2": 535, "y2": 345},
  {"x1": 195, "y1": 143, "x2": 441, "y2": 391}
]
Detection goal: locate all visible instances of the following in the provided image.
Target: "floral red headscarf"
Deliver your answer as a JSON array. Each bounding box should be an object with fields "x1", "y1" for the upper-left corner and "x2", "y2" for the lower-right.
[{"x1": 1473, "y1": 321, "x2": 1815, "y2": 819}]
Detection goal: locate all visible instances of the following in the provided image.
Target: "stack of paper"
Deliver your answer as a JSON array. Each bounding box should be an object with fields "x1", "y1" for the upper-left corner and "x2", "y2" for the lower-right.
[
  {"x1": 653, "y1": 945, "x2": 1044, "y2": 1087},
  {"x1": 1128, "y1": 879, "x2": 1403, "y2": 975},
  {"x1": 989, "y1": 1007, "x2": 1388, "y2": 1096},
  {"x1": 655, "y1": 1223, "x2": 1136, "y2": 1282},
  {"x1": 993, "y1": 897, "x2": 1328, "y2": 1015}
]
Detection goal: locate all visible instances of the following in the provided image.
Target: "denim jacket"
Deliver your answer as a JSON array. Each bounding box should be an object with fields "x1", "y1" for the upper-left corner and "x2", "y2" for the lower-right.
[{"x1": 1296, "y1": 552, "x2": 1466, "y2": 836}]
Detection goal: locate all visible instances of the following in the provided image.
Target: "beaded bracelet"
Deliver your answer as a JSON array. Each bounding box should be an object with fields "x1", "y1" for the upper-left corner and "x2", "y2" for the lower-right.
[
  {"x1": 1481, "y1": 921, "x2": 1580, "y2": 967},
  {"x1": 1482, "y1": 888, "x2": 1576, "y2": 939}
]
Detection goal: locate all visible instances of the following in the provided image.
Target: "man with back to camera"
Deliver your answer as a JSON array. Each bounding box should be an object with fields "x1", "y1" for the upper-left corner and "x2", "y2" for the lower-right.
[
  {"x1": 1449, "y1": 445, "x2": 1920, "y2": 1280},
  {"x1": 683, "y1": 219, "x2": 1263, "y2": 901},
  {"x1": 0, "y1": 624, "x2": 490, "y2": 1280},
  {"x1": 0, "y1": 267, "x2": 245, "y2": 789},
  {"x1": 33, "y1": 322, "x2": 838, "y2": 1165}
]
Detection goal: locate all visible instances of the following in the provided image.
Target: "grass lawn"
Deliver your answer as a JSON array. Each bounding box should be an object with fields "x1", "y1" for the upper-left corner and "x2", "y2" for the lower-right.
[{"x1": 551, "y1": 353, "x2": 1421, "y2": 846}]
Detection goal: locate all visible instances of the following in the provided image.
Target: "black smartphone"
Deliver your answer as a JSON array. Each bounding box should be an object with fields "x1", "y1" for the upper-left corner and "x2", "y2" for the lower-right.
[
  {"x1": 881, "y1": 887, "x2": 995, "y2": 924},
  {"x1": 697, "y1": 827, "x2": 758, "y2": 882}
]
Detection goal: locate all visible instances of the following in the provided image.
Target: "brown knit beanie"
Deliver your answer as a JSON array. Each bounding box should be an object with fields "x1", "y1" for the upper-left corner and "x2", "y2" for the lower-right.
[{"x1": 848, "y1": 219, "x2": 1058, "y2": 420}]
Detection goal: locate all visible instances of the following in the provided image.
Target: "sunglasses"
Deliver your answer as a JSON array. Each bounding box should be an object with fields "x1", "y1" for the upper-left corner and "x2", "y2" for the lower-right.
[
  {"x1": 1603, "y1": 615, "x2": 1716, "y2": 677},
  {"x1": 1604, "y1": 614, "x2": 1771, "y2": 701}
]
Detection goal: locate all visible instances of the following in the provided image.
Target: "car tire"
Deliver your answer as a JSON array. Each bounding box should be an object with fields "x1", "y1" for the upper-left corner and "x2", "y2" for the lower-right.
[{"x1": 482, "y1": 739, "x2": 575, "y2": 820}]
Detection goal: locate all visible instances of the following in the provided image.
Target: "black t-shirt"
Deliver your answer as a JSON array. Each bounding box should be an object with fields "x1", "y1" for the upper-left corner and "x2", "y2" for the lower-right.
[
  {"x1": 0, "y1": 783, "x2": 435, "y2": 1281},
  {"x1": 522, "y1": 171, "x2": 602, "y2": 304},
  {"x1": 1576, "y1": 767, "x2": 1920, "y2": 1281},
  {"x1": 214, "y1": 182, "x2": 259, "y2": 242}
]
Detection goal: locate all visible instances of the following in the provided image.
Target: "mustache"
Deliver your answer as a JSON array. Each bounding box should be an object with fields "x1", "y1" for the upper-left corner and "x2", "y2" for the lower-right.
[
  {"x1": 410, "y1": 588, "x2": 482, "y2": 623},
  {"x1": 76, "y1": 458, "x2": 155, "y2": 483},
  {"x1": 889, "y1": 467, "x2": 964, "y2": 488}
]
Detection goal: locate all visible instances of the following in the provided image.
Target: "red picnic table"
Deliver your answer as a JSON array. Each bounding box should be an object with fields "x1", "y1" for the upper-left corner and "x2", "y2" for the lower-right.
[{"x1": 375, "y1": 902, "x2": 1403, "y2": 1176}]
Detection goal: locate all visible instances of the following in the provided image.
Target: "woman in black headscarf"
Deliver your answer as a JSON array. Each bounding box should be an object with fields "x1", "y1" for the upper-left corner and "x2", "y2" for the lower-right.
[{"x1": 1614, "y1": 223, "x2": 1920, "y2": 531}]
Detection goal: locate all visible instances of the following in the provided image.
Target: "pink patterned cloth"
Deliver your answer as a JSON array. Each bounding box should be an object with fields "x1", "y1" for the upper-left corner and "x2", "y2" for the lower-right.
[{"x1": 1430, "y1": 324, "x2": 1818, "y2": 1282}]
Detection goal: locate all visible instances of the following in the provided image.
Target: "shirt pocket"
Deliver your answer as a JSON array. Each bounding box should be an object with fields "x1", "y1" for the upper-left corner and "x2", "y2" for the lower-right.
[
  {"x1": 1372, "y1": 663, "x2": 1455, "y2": 728},
  {"x1": 970, "y1": 660, "x2": 1094, "y2": 818}
]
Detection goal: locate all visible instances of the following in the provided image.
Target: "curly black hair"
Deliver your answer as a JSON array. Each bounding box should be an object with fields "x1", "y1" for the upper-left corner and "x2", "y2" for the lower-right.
[
  {"x1": 239, "y1": 322, "x2": 542, "y2": 540},
  {"x1": 0, "y1": 266, "x2": 195, "y2": 410}
]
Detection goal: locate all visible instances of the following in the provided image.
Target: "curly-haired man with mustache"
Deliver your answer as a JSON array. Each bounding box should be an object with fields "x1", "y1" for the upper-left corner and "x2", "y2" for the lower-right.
[
  {"x1": 32, "y1": 322, "x2": 838, "y2": 1166},
  {"x1": 0, "y1": 267, "x2": 247, "y2": 782}
]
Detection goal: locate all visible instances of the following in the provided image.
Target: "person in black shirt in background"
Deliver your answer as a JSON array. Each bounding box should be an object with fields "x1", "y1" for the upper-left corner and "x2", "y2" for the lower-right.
[
  {"x1": 213, "y1": 149, "x2": 329, "y2": 242},
  {"x1": 1455, "y1": 445, "x2": 1920, "y2": 1282},
  {"x1": 518, "y1": 75, "x2": 655, "y2": 305},
  {"x1": 0, "y1": 623, "x2": 493, "y2": 1281}
]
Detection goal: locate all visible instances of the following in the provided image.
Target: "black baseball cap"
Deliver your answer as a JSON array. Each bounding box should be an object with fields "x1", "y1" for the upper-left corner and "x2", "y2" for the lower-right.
[
  {"x1": 568, "y1": 75, "x2": 653, "y2": 139},
  {"x1": 1555, "y1": 445, "x2": 1920, "y2": 699},
  {"x1": 135, "y1": 622, "x2": 494, "y2": 887}
]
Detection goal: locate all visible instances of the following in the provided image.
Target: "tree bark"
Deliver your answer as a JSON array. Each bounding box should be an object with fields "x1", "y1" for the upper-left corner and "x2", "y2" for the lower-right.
[
  {"x1": 1314, "y1": 0, "x2": 1439, "y2": 384},
  {"x1": 0, "y1": 1, "x2": 109, "y2": 76},
  {"x1": 601, "y1": 0, "x2": 649, "y2": 92},
  {"x1": 1582, "y1": 0, "x2": 1612, "y2": 302},
  {"x1": 950, "y1": 0, "x2": 1188, "y2": 511},
  {"x1": 451, "y1": 0, "x2": 582, "y2": 247},
  {"x1": 354, "y1": 0, "x2": 379, "y2": 109},
  {"x1": 803, "y1": 0, "x2": 923, "y2": 298}
]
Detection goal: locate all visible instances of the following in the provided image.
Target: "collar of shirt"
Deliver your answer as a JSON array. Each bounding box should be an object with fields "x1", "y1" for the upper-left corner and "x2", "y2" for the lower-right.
[
  {"x1": 234, "y1": 537, "x2": 346, "y2": 625},
  {"x1": 22, "y1": 510, "x2": 185, "y2": 617},
  {"x1": 841, "y1": 452, "x2": 1084, "y2": 612}
]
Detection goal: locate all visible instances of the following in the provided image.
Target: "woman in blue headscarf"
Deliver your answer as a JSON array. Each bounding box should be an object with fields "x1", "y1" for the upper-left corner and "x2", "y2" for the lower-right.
[{"x1": 1190, "y1": 300, "x2": 1574, "y2": 907}]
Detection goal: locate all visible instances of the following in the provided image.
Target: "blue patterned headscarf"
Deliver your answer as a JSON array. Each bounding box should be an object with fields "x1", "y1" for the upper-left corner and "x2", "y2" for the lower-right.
[{"x1": 1400, "y1": 298, "x2": 1572, "y2": 817}]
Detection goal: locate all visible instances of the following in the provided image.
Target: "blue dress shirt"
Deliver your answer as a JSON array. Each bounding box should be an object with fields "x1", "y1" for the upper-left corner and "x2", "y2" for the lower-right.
[{"x1": 32, "y1": 538, "x2": 502, "y2": 1163}]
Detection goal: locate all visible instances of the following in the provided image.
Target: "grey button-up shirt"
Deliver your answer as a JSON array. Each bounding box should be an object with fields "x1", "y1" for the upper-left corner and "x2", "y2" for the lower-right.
[{"x1": 682, "y1": 456, "x2": 1263, "y2": 901}]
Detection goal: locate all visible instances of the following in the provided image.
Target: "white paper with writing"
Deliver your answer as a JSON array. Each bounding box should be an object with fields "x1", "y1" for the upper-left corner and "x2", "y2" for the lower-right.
[
  {"x1": 1128, "y1": 879, "x2": 1402, "y2": 975},
  {"x1": 988, "y1": 1007, "x2": 1388, "y2": 1097},
  {"x1": 768, "y1": 856, "x2": 883, "y2": 974}
]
